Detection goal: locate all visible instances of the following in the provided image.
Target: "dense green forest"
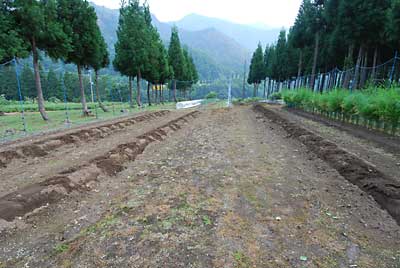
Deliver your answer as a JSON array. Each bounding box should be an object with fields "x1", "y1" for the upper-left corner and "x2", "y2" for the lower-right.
[
  {"x1": 247, "y1": 0, "x2": 400, "y2": 92},
  {"x1": 0, "y1": 0, "x2": 198, "y2": 120}
]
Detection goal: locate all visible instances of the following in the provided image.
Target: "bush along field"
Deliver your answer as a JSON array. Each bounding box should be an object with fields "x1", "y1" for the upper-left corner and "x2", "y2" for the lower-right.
[{"x1": 282, "y1": 88, "x2": 400, "y2": 136}]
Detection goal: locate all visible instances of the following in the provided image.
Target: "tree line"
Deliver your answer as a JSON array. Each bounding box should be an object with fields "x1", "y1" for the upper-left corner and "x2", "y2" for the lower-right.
[
  {"x1": 0, "y1": 0, "x2": 198, "y2": 121},
  {"x1": 113, "y1": 0, "x2": 198, "y2": 108},
  {"x1": 248, "y1": 0, "x2": 400, "y2": 94},
  {"x1": 0, "y1": 0, "x2": 109, "y2": 120}
]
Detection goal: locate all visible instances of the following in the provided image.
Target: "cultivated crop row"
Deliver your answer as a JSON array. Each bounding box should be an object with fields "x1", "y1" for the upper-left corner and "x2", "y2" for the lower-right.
[{"x1": 283, "y1": 88, "x2": 400, "y2": 135}]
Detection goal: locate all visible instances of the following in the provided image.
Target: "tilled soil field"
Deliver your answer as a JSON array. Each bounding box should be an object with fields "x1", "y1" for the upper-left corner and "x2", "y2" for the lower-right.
[{"x1": 0, "y1": 105, "x2": 399, "y2": 268}]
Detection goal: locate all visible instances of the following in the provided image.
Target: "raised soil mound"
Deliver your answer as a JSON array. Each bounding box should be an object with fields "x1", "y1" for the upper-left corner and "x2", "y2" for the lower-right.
[
  {"x1": 0, "y1": 111, "x2": 200, "y2": 222},
  {"x1": 254, "y1": 104, "x2": 400, "y2": 225},
  {"x1": 0, "y1": 111, "x2": 170, "y2": 169}
]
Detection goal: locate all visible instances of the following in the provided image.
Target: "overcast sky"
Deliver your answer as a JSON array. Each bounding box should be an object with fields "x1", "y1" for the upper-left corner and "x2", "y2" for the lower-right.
[{"x1": 91, "y1": 0, "x2": 302, "y2": 28}]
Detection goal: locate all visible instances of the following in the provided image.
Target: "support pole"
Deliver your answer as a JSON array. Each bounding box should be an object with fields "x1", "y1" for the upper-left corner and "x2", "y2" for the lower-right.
[
  {"x1": 389, "y1": 51, "x2": 398, "y2": 87},
  {"x1": 13, "y1": 58, "x2": 27, "y2": 134},
  {"x1": 61, "y1": 63, "x2": 70, "y2": 126}
]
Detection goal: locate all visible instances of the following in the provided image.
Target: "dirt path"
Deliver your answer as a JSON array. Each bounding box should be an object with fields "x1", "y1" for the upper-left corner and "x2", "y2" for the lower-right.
[{"x1": 1, "y1": 106, "x2": 399, "y2": 268}]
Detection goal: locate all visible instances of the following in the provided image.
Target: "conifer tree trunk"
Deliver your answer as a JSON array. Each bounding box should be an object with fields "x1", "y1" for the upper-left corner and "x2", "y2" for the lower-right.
[
  {"x1": 128, "y1": 76, "x2": 134, "y2": 108},
  {"x1": 161, "y1": 86, "x2": 164, "y2": 104},
  {"x1": 136, "y1": 70, "x2": 142, "y2": 107},
  {"x1": 263, "y1": 80, "x2": 267, "y2": 98},
  {"x1": 32, "y1": 38, "x2": 49, "y2": 121},
  {"x1": 371, "y1": 47, "x2": 378, "y2": 82},
  {"x1": 173, "y1": 80, "x2": 177, "y2": 102},
  {"x1": 95, "y1": 71, "x2": 108, "y2": 112},
  {"x1": 297, "y1": 50, "x2": 303, "y2": 78},
  {"x1": 77, "y1": 64, "x2": 89, "y2": 116},
  {"x1": 147, "y1": 81, "x2": 152, "y2": 106},
  {"x1": 343, "y1": 45, "x2": 354, "y2": 89},
  {"x1": 253, "y1": 84, "x2": 257, "y2": 97},
  {"x1": 360, "y1": 50, "x2": 368, "y2": 88},
  {"x1": 353, "y1": 45, "x2": 364, "y2": 89},
  {"x1": 310, "y1": 32, "x2": 320, "y2": 90},
  {"x1": 156, "y1": 85, "x2": 159, "y2": 104}
]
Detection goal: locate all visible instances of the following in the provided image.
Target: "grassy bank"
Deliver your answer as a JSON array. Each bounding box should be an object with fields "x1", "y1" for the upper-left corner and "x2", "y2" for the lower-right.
[{"x1": 0, "y1": 102, "x2": 175, "y2": 141}]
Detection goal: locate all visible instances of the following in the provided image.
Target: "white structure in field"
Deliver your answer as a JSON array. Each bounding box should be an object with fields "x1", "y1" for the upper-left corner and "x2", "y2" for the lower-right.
[{"x1": 176, "y1": 100, "x2": 204, "y2": 110}]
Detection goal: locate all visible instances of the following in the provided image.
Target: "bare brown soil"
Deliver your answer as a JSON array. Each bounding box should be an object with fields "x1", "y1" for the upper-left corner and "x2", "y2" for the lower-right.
[
  {"x1": 0, "y1": 106, "x2": 399, "y2": 268},
  {"x1": 254, "y1": 104, "x2": 400, "y2": 225},
  {"x1": 287, "y1": 108, "x2": 400, "y2": 155},
  {"x1": 0, "y1": 111, "x2": 170, "y2": 169},
  {"x1": 0, "y1": 111, "x2": 199, "y2": 221}
]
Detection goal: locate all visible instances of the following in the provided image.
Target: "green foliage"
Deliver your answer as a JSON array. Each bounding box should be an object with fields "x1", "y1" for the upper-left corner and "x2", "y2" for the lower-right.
[
  {"x1": 0, "y1": 95, "x2": 9, "y2": 105},
  {"x1": 283, "y1": 88, "x2": 400, "y2": 134},
  {"x1": 54, "y1": 243, "x2": 70, "y2": 254},
  {"x1": 58, "y1": 0, "x2": 99, "y2": 68},
  {"x1": 270, "y1": 92, "x2": 282, "y2": 100},
  {"x1": 0, "y1": 2, "x2": 28, "y2": 62},
  {"x1": 205, "y1": 91, "x2": 218, "y2": 99},
  {"x1": 202, "y1": 215, "x2": 212, "y2": 226},
  {"x1": 168, "y1": 26, "x2": 185, "y2": 81},
  {"x1": 248, "y1": 43, "x2": 265, "y2": 85},
  {"x1": 264, "y1": 0, "x2": 394, "y2": 87},
  {"x1": 13, "y1": 0, "x2": 71, "y2": 60},
  {"x1": 232, "y1": 97, "x2": 263, "y2": 104},
  {"x1": 140, "y1": 5, "x2": 172, "y2": 86},
  {"x1": 167, "y1": 27, "x2": 198, "y2": 96},
  {"x1": 48, "y1": 97, "x2": 61, "y2": 103},
  {"x1": 114, "y1": 0, "x2": 150, "y2": 78}
]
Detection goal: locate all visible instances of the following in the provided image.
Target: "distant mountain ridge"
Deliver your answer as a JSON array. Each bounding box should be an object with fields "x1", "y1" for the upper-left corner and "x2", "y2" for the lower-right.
[
  {"x1": 91, "y1": 3, "x2": 276, "y2": 79},
  {"x1": 170, "y1": 13, "x2": 281, "y2": 50}
]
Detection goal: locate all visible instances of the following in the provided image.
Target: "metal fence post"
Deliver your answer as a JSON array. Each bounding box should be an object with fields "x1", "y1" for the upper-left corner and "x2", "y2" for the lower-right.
[{"x1": 13, "y1": 58, "x2": 27, "y2": 134}]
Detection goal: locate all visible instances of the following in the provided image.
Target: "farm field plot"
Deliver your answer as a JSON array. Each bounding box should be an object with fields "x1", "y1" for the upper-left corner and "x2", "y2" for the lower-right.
[{"x1": 0, "y1": 105, "x2": 399, "y2": 268}]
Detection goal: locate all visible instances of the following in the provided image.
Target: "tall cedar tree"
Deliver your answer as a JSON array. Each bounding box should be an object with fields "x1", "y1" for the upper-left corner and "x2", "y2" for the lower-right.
[
  {"x1": 387, "y1": 0, "x2": 400, "y2": 50},
  {"x1": 142, "y1": 3, "x2": 161, "y2": 106},
  {"x1": 306, "y1": 0, "x2": 325, "y2": 90},
  {"x1": 248, "y1": 43, "x2": 265, "y2": 97},
  {"x1": 168, "y1": 26, "x2": 185, "y2": 102},
  {"x1": 157, "y1": 44, "x2": 172, "y2": 104},
  {"x1": 290, "y1": 0, "x2": 312, "y2": 78},
  {"x1": 58, "y1": 0, "x2": 101, "y2": 115},
  {"x1": 338, "y1": 0, "x2": 390, "y2": 89},
  {"x1": 263, "y1": 45, "x2": 270, "y2": 97},
  {"x1": 114, "y1": 0, "x2": 149, "y2": 107},
  {"x1": 13, "y1": 0, "x2": 70, "y2": 120},
  {"x1": 272, "y1": 30, "x2": 289, "y2": 81},
  {"x1": 182, "y1": 48, "x2": 198, "y2": 99},
  {"x1": 0, "y1": 1, "x2": 27, "y2": 63},
  {"x1": 91, "y1": 28, "x2": 110, "y2": 112}
]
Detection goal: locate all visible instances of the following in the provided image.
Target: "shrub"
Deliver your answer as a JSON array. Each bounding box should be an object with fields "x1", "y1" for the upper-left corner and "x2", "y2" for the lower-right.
[
  {"x1": 0, "y1": 95, "x2": 10, "y2": 105},
  {"x1": 270, "y1": 92, "x2": 282, "y2": 100},
  {"x1": 48, "y1": 97, "x2": 62, "y2": 103},
  {"x1": 205, "y1": 91, "x2": 218, "y2": 99}
]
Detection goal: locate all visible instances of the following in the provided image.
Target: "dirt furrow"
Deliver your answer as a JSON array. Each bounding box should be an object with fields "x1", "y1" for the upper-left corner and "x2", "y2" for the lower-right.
[
  {"x1": 254, "y1": 104, "x2": 400, "y2": 225},
  {"x1": 0, "y1": 111, "x2": 170, "y2": 169},
  {"x1": 287, "y1": 108, "x2": 400, "y2": 155},
  {"x1": 0, "y1": 111, "x2": 200, "y2": 222}
]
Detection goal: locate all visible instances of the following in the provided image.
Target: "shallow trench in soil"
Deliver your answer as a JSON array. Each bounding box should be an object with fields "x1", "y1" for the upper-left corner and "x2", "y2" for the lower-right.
[
  {"x1": 0, "y1": 105, "x2": 399, "y2": 268},
  {"x1": 0, "y1": 111, "x2": 199, "y2": 222}
]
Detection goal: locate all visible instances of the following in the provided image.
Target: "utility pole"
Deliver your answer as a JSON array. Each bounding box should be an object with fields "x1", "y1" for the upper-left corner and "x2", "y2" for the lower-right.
[{"x1": 242, "y1": 60, "x2": 247, "y2": 99}]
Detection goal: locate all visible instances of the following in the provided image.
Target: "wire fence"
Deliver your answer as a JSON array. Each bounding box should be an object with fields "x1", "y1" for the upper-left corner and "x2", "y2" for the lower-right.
[
  {"x1": 264, "y1": 55, "x2": 400, "y2": 96},
  {"x1": 0, "y1": 59, "x2": 182, "y2": 143}
]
